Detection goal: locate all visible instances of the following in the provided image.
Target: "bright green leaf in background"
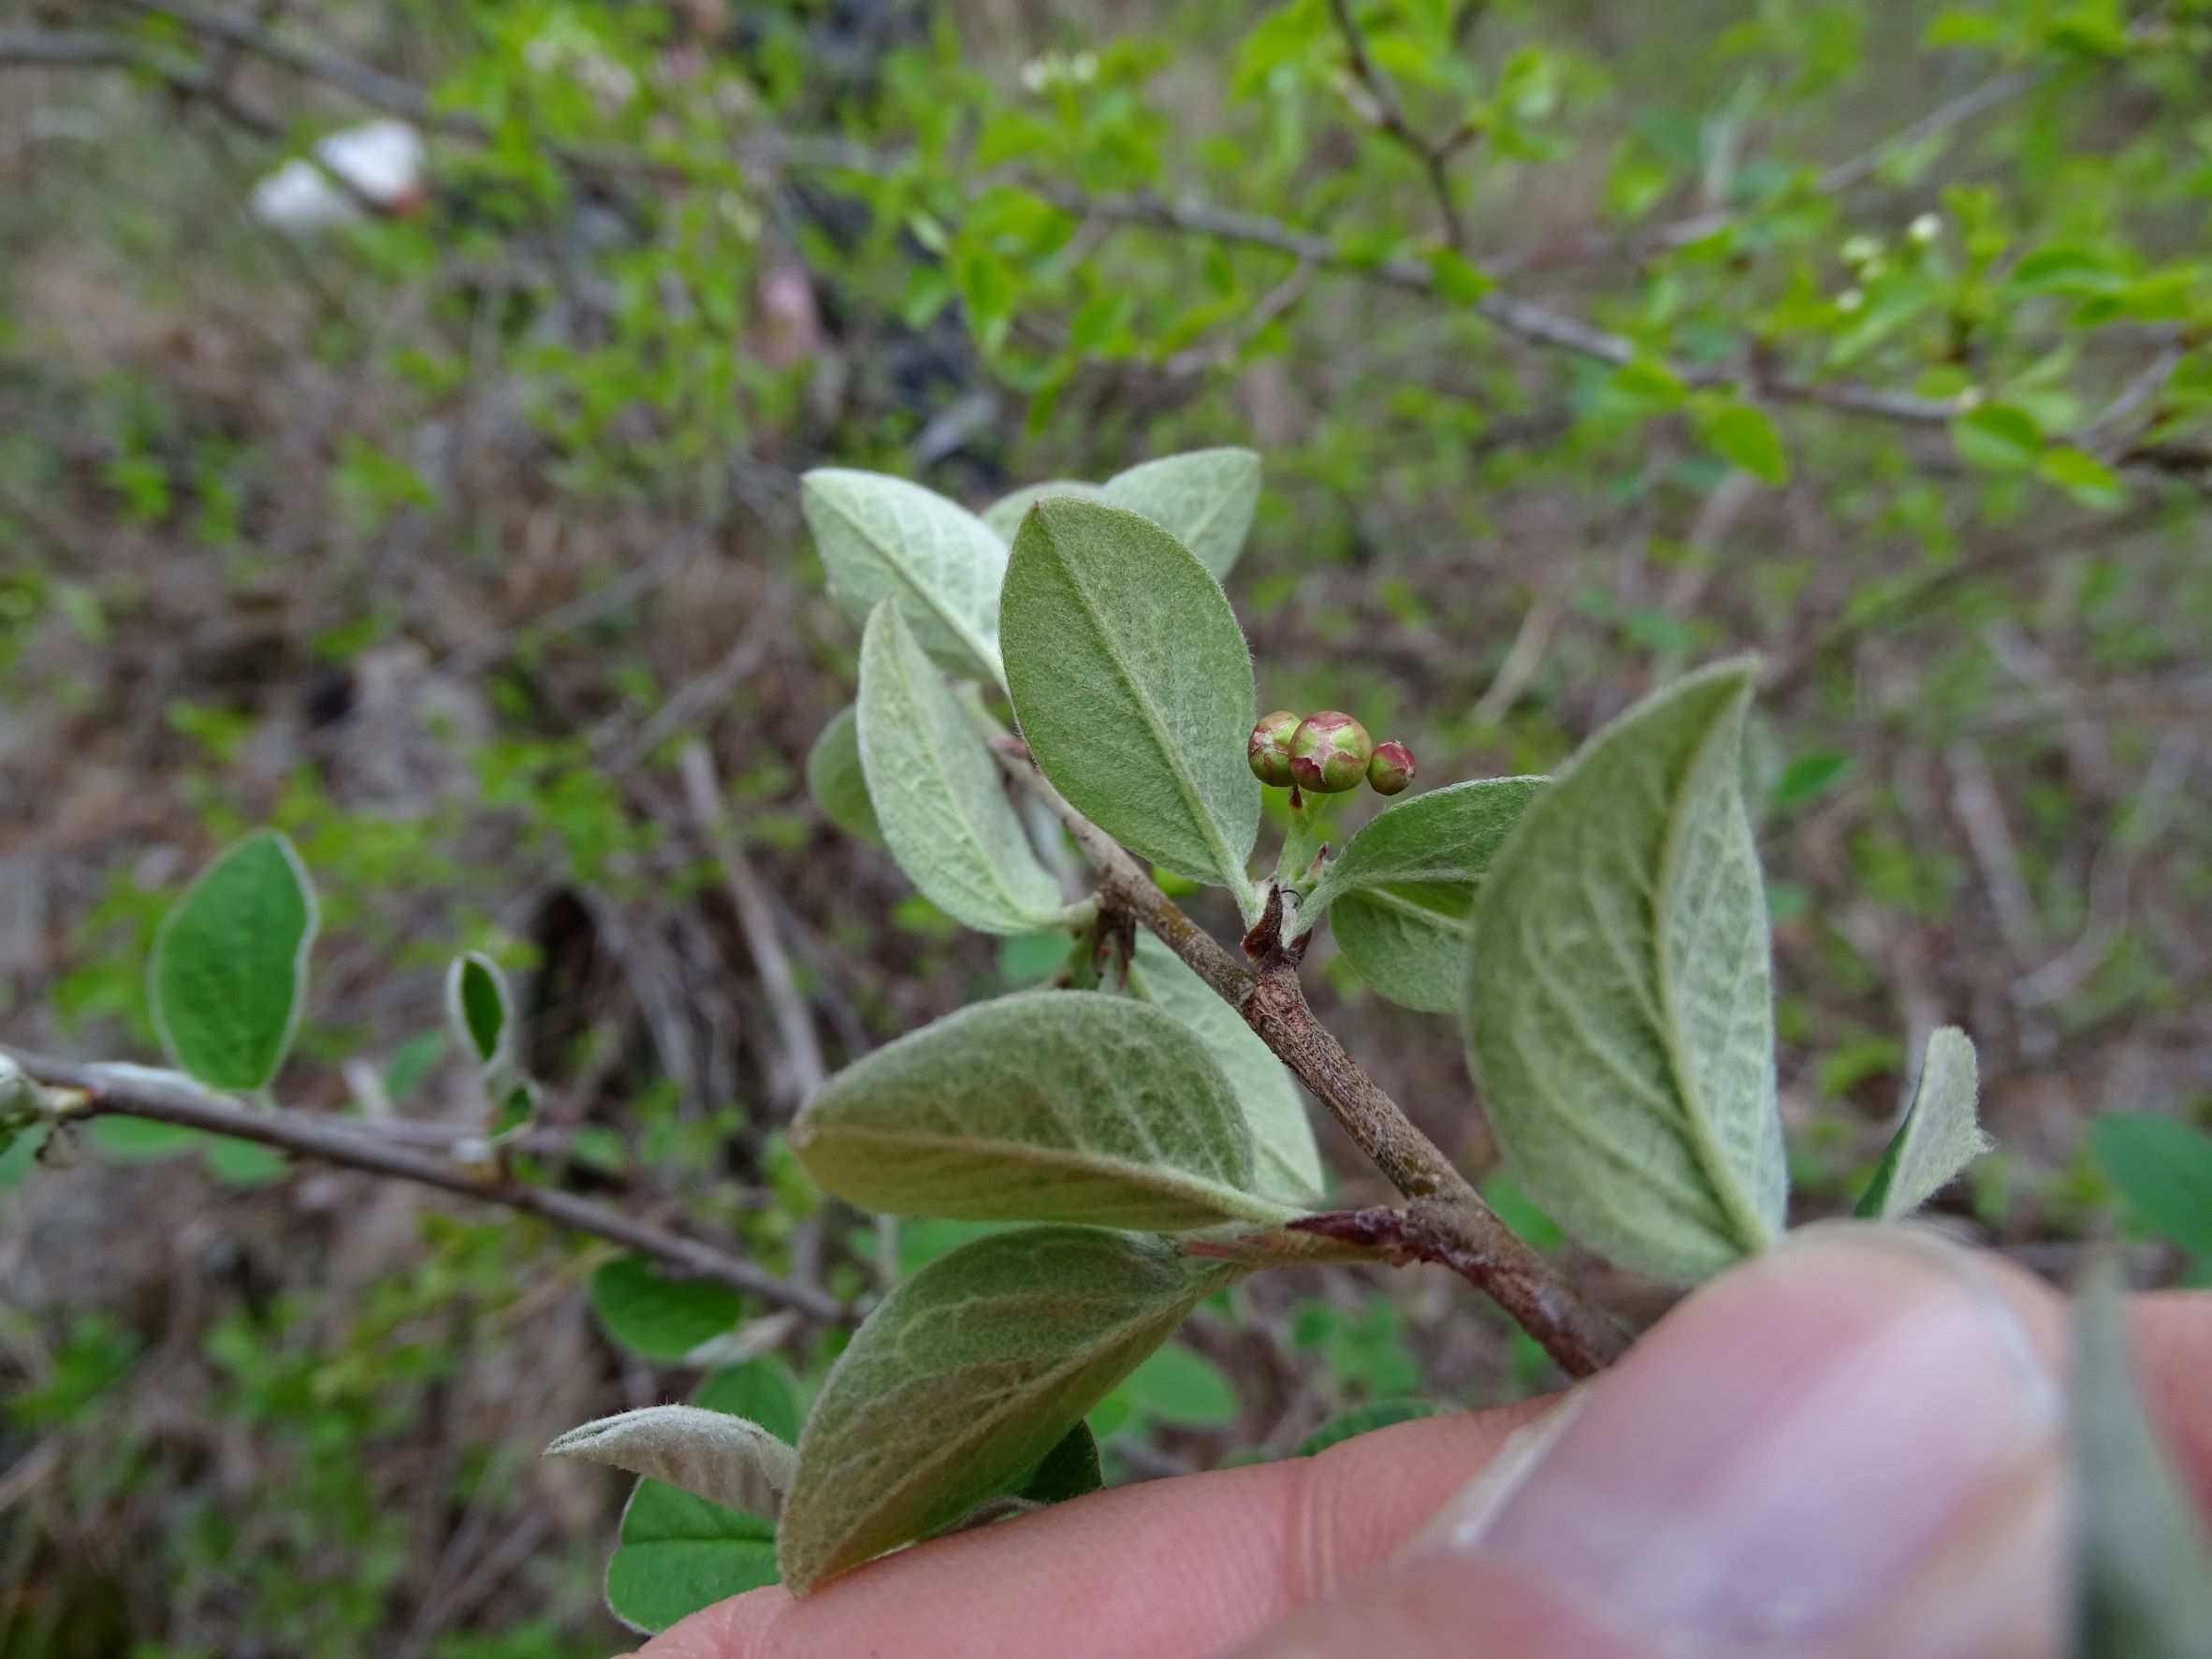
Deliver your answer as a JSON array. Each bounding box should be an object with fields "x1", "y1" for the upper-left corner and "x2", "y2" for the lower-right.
[
  {"x1": 2074, "y1": 1268, "x2": 2212, "y2": 1656},
  {"x1": 605, "y1": 1481, "x2": 779, "y2": 1636},
  {"x1": 1123, "y1": 1341, "x2": 1238, "y2": 1427},
  {"x1": 444, "y1": 951, "x2": 510, "y2": 1070},
  {"x1": 1303, "y1": 778, "x2": 1546, "y2": 1013},
  {"x1": 793, "y1": 990, "x2": 1288, "y2": 1230},
  {"x1": 589, "y1": 1254, "x2": 744, "y2": 1363},
  {"x1": 802, "y1": 469, "x2": 1009, "y2": 683},
  {"x1": 1002, "y1": 499, "x2": 1261, "y2": 897},
  {"x1": 1950, "y1": 403, "x2": 2045, "y2": 472},
  {"x1": 1695, "y1": 399, "x2": 1790, "y2": 486},
  {"x1": 856, "y1": 601, "x2": 1069, "y2": 935},
  {"x1": 1127, "y1": 931, "x2": 1324, "y2": 1206},
  {"x1": 1855, "y1": 1027, "x2": 1989, "y2": 1219},
  {"x1": 779, "y1": 1227, "x2": 1238, "y2": 1593},
  {"x1": 805, "y1": 704, "x2": 883, "y2": 847},
  {"x1": 1464, "y1": 660, "x2": 1786, "y2": 1283},
  {"x1": 149, "y1": 830, "x2": 318, "y2": 1091},
  {"x1": 2090, "y1": 1113, "x2": 2212, "y2": 1260}
]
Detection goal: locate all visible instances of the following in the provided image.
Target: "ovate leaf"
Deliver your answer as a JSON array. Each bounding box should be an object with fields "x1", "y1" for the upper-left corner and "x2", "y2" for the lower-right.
[
  {"x1": 982, "y1": 479, "x2": 1103, "y2": 541},
  {"x1": 803, "y1": 469, "x2": 1008, "y2": 682},
  {"x1": 604, "y1": 1481, "x2": 779, "y2": 1635},
  {"x1": 857, "y1": 601, "x2": 1069, "y2": 935},
  {"x1": 1463, "y1": 660, "x2": 1785, "y2": 1283},
  {"x1": 1124, "y1": 1341, "x2": 1237, "y2": 1427},
  {"x1": 793, "y1": 991, "x2": 1288, "y2": 1230},
  {"x1": 1016, "y1": 1421, "x2": 1103, "y2": 1505},
  {"x1": 2090, "y1": 1113, "x2": 2212, "y2": 1259},
  {"x1": 1855, "y1": 1027, "x2": 1989, "y2": 1219},
  {"x1": 589, "y1": 1254, "x2": 744, "y2": 1362},
  {"x1": 444, "y1": 952, "x2": 512, "y2": 1070},
  {"x1": 548, "y1": 1406, "x2": 797, "y2": 1518},
  {"x1": 1303, "y1": 778, "x2": 1546, "y2": 1013},
  {"x1": 2074, "y1": 1266, "x2": 2212, "y2": 1656},
  {"x1": 779, "y1": 1227, "x2": 1236, "y2": 1592},
  {"x1": 1127, "y1": 931, "x2": 1324, "y2": 1205},
  {"x1": 1295, "y1": 1399, "x2": 1443, "y2": 1457},
  {"x1": 806, "y1": 704, "x2": 883, "y2": 847},
  {"x1": 1099, "y1": 448, "x2": 1262, "y2": 580},
  {"x1": 1002, "y1": 499, "x2": 1261, "y2": 894},
  {"x1": 149, "y1": 830, "x2": 318, "y2": 1091}
]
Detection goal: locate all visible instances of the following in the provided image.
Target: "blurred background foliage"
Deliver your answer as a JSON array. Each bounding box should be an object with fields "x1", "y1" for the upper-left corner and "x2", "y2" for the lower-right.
[{"x1": 1, "y1": 0, "x2": 2209, "y2": 1651}]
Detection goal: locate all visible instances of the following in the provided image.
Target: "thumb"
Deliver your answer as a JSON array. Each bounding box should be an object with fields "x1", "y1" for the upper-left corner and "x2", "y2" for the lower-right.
[{"x1": 1242, "y1": 1226, "x2": 2070, "y2": 1658}]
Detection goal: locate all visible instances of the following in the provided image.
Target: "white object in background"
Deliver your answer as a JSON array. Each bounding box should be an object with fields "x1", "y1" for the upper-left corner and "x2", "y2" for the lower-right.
[{"x1": 248, "y1": 119, "x2": 428, "y2": 233}]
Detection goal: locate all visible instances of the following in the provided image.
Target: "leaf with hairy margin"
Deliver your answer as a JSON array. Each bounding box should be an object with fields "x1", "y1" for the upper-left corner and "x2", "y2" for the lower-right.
[
  {"x1": 793, "y1": 991, "x2": 1288, "y2": 1230},
  {"x1": 1303, "y1": 778, "x2": 1546, "y2": 1013},
  {"x1": 1002, "y1": 499, "x2": 1261, "y2": 894},
  {"x1": 982, "y1": 479, "x2": 1103, "y2": 541},
  {"x1": 803, "y1": 469, "x2": 1007, "y2": 682},
  {"x1": 548, "y1": 1406, "x2": 797, "y2": 1519},
  {"x1": 2074, "y1": 1263, "x2": 2212, "y2": 1656},
  {"x1": 778, "y1": 1227, "x2": 1238, "y2": 1593},
  {"x1": 1463, "y1": 660, "x2": 1785, "y2": 1284},
  {"x1": 1127, "y1": 932, "x2": 1324, "y2": 1205},
  {"x1": 150, "y1": 830, "x2": 318, "y2": 1091},
  {"x1": 857, "y1": 602, "x2": 1069, "y2": 936},
  {"x1": 805, "y1": 705, "x2": 883, "y2": 847},
  {"x1": 1099, "y1": 447, "x2": 1262, "y2": 579},
  {"x1": 1855, "y1": 1027, "x2": 1989, "y2": 1219}
]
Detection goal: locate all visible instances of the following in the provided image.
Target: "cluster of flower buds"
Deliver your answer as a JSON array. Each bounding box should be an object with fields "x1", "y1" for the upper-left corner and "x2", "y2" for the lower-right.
[{"x1": 1248, "y1": 710, "x2": 1416, "y2": 796}]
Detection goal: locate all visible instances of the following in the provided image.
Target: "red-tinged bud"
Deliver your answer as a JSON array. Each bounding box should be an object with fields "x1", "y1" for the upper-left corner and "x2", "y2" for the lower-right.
[
  {"x1": 1289, "y1": 711, "x2": 1372, "y2": 794},
  {"x1": 1367, "y1": 740, "x2": 1416, "y2": 795},
  {"x1": 1247, "y1": 710, "x2": 1302, "y2": 788}
]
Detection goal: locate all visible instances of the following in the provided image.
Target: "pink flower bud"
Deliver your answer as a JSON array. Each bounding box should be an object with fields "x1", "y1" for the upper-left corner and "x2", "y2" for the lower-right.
[
  {"x1": 1247, "y1": 710, "x2": 1302, "y2": 788},
  {"x1": 1288, "y1": 711, "x2": 1372, "y2": 794},
  {"x1": 1367, "y1": 740, "x2": 1417, "y2": 795}
]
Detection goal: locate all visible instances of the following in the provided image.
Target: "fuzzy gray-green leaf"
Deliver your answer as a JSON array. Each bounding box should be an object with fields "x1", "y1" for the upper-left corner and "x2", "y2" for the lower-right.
[
  {"x1": 1463, "y1": 660, "x2": 1784, "y2": 1283},
  {"x1": 149, "y1": 830, "x2": 318, "y2": 1091},
  {"x1": 793, "y1": 990, "x2": 1285, "y2": 1230},
  {"x1": 1099, "y1": 448, "x2": 1261, "y2": 579},
  {"x1": 857, "y1": 602, "x2": 1067, "y2": 936},
  {"x1": 2074, "y1": 1264, "x2": 2212, "y2": 1656},
  {"x1": 1857, "y1": 1027, "x2": 1989, "y2": 1220},
  {"x1": 1127, "y1": 932, "x2": 1323, "y2": 1206},
  {"x1": 806, "y1": 704, "x2": 883, "y2": 846},
  {"x1": 803, "y1": 468, "x2": 1007, "y2": 682},
  {"x1": 1001, "y1": 499, "x2": 1260, "y2": 894},
  {"x1": 1305, "y1": 778, "x2": 1545, "y2": 1013},
  {"x1": 547, "y1": 1406, "x2": 796, "y2": 1519},
  {"x1": 778, "y1": 1227, "x2": 1236, "y2": 1593},
  {"x1": 982, "y1": 479, "x2": 1103, "y2": 541}
]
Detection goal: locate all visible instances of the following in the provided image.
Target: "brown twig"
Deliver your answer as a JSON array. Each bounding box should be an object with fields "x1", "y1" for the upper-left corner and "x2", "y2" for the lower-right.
[
  {"x1": 1325, "y1": 0, "x2": 1467, "y2": 249},
  {"x1": 4, "y1": 1046, "x2": 847, "y2": 1323},
  {"x1": 993, "y1": 744, "x2": 1628, "y2": 1377}
]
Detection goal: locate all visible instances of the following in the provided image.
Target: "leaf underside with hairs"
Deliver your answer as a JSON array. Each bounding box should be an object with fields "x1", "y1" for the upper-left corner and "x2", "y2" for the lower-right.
[
  {"x1": 1856, "y1": 1026, "x2": 1989, "y2": 1219},
  {"x1": 857, "y1": 601, "x2": 1068, "y2": 935},
  {"x1": 1126, "y1": 931, "x2": 1325, "y2": 1205},
  {"x1": 778, "y1": 1227, "x2": 1237, "y2": 1594},
  {"x1": 803, "y1": 468, "x2": 1008, "y2": 682},
  {"x1": 793, "y1": 990, "x2": 1287, "y2": 1230},
  {"x1": 1001, "y1": 498, "x2": 1260, "y2": 891},
  {"x1": 149, "y1": 829, "x2": 318, "y2": 1091},
  {"x1": 2074, "y1": 1265, "x2": 2212, "y2": 1656},
  {"x1": 547, "y1": 1406, "x2": 797, "y2": 1519},
  {"x1": 1308, "y1": 778, "x2": 1546, "y2": 1012},
  {"x1": 806, "y1": 703, "x2": 884, "y2": 847},
  {"x1": 1463, "y1": 660, "x2": 1786, "y2": 1284}
]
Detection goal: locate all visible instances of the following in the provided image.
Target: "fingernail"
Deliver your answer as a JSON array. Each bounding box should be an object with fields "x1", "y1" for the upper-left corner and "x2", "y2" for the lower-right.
[{"x1": 1427, "y1": 1227, "x2": 2062, "y2": 1652}]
